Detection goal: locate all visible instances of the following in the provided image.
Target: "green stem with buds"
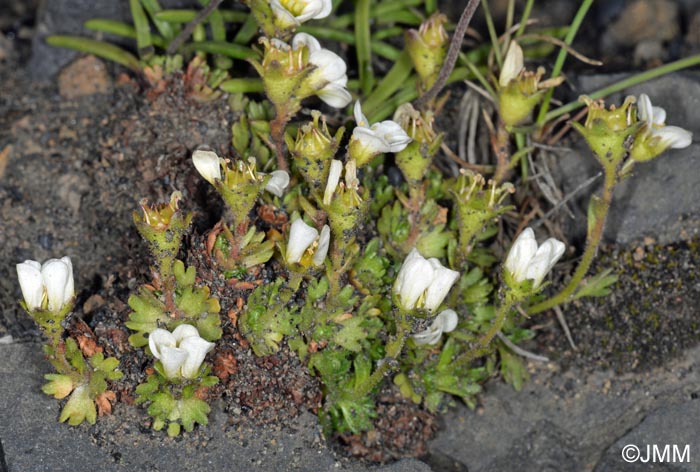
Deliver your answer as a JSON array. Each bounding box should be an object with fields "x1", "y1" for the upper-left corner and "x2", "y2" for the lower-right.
[{"x1": 527, "y1": 169, "x2": 616, "y2": 315}]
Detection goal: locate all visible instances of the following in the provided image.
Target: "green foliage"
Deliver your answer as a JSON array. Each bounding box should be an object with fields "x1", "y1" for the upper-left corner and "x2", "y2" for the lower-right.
[
  {"x1": 238, "y1": 279, "x2": 298, "y2": 356},
  {"x1": 136, "y1": 370, "x2": 218, "y2": 436},
  {"x1": 126, "y1": 260, "x2": 221, "y2": 347},
  {"x1": 377, "y1": 197, "x2": 453, "y2": 259},
  {"x1": 574, "y1": 269, "x2": 618, "y2": 299}
]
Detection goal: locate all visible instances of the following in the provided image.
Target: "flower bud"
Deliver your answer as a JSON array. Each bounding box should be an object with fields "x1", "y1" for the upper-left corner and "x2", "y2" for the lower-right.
[
  {"x1": 497, "y1": 41, "x2": 564, "y2": 126},
  {"x1": 287, "y1": 111, "x2": 344, "y2": 192},
  {"x1": 406, "y1": 13, "x2": 449, "y2": 89}
]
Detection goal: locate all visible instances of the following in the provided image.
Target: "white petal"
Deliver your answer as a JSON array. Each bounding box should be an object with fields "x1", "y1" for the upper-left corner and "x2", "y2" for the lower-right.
[
  {"x1": 315, "y1": 0, "x2": 332, "y2": 19},
  {"x1": 637, "y1": 94, "x2": 654, "y2": 124},
  {"x1": 317, "y1": 84, "x2": 352, "y2": 108},
  {"x1": 265, "y1": 170, "x2": 290, "y2": 197},
  {"x1": 504, "y1": 228, "x2": 538, "y2": 283},
  {"x1": 270, "y1": 0, "x2": 299, "y2": 28},
  {"x1": 309, "y1": 49, "x2": 347, "y2": 83},
  {"x1": 179, "y1": 336, "x2": 215, "y2": 379},
  {"x1": 41, "y1": 258, "x2": 72, "y2": 312},
  {"x1": 60, "y1": 256, "x2": 75, "y2": 301},
  {"x1": 286, "y1": 218, "x2": 319, "y2": 263},
  {"x1": 323, "y1": 159, "x2": 343, "y2": 205},
  {"x1": 312, "y1": 225, "x2": 331, "y2": 267},
  {"x1": 525, "y1": 238, "x2": 565, "y2": 287},
  {"x1": 371, "y1": 120, "x2": 412, "y2": 152},
  {"x1": 651, "y1": 106, "x2": 666, "y2": 126},
  {"x1": 160, "y1": 346, "x2": 188, "y2": 379},
  {"x1": 411, "y1": 324, "x2": 443, "y2": 345},
  {"x1": 435, "y1": 309, "x2": 459, "y2": 333},
  {"x1": 16, "y1": 261, "x2": 44, "y2": 310},
  {"x1": 171, "y1": 324, "x2": 200, "y2": 344},
  {"x1": 354, "y1": 101, "x2": 369, "y2": 128},
  {"x1": 352, "y1": 127, "x2": 390, "y2": 154},
  {"x1": 292, "y1": 32, "x2": 321, "y2": 53},
  {"x1": 148, "y1": 328, "x2": 176, "y2": 360},
  {"x1": 655, "y1": 126, "x2": 692, "y2": 149},
  {"x1": 499, "y1": 41, "x2": 523, "y2": 87},
  {"x1": 192, "y1": 150, "x2": 222, "y2": 185},
  {"x1": 423, "y1": 260, "x2": 459, "y2": 311}
]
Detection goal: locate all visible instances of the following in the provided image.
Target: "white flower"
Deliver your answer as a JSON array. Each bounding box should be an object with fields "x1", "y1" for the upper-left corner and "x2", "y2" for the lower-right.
[
  {"x1": 270, "y1": 0, "x2": 332, "y2": 28},
  {"x1": 264, "y1": 170, "x2": 290, "y2": 197},
  {"x1": 292, "y1": 33, "x2": 351, "y2": 108},
  {"x1": 351, "y1": 101, "x2": 412, "y2": 157},
  {"x1": 393, "y1": 248, "x2": 459, "y2": 312},
  {"x1": 323, "y1": 159, "x2": 343, "y2": 205},
  {"x1": 192, "y1": 150, "x2": 222, "y2": 185},
  {"x1": 637, "y1": 94, "x2": 692, "y2": 149},
  {"x1": 286, "y1": 218, "x2": 330, "y2": 266},
  {"x1": 148, "y1": 325, "x2": 215, "y2": 379},
  {"x1": 499, "y1": 41, "x2": 524, "y2": 87},
  {"x1": 412, "y1": 309, "x2": 458, "y2": 345},
  {"x1": 17, "y1": 256, "x2": 75, "y2": 312},
  {"x1": 504, "y1": 228, "x2": 565, "y2": 288}
]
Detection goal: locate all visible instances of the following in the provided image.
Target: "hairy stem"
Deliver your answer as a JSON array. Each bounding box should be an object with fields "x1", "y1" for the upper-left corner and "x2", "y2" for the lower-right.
[
  {"x1": 527, "y1": 169, "x2": 616, "y2": 315},
  {"x1": 454, "y1": 291, "x2": 516, "y2": 369},
  {"x1": 166, "y1": 0, "x2": 223, "y2": 55}
]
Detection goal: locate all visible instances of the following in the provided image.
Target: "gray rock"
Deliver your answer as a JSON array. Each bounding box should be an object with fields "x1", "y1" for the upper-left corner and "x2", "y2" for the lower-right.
[
  {"x1": 554, "y1": 72, "x2": 700, "y2": 245},
  {"x1": 428, "y1": 345, "x2": 700, "y2": 471},
  {"x1": 595, "y1": 401, "x2": 700, "y2": 471},
  {"x1": 0, "y1": 343, "x2": 430, "y2": 472}
]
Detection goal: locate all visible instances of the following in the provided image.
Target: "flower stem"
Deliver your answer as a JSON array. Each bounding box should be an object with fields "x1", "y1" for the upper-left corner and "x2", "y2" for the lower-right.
[
  {"x1": 352, "y1": 313, "x2": 410, "y2": 398},
  {"x1": 527, "y1": 169, "x2": 616, "y2": 315},
  {"x1": 454, "y1": 291, "x2": 516, "y2": 369}
]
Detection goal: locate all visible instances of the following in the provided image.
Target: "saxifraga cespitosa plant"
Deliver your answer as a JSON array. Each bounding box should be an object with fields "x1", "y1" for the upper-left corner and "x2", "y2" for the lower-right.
[{"x1": 18, "y1": 0, "x2": 694, "y2": 439}]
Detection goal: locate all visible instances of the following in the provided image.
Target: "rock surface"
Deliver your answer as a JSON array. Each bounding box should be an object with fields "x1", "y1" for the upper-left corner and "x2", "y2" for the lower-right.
[
  {"x1": 555, "y1": 72, "x2": 700, "y2": 245},
  {"x1": 429, "y1": 344, "x2": 700, "y2": 471}
]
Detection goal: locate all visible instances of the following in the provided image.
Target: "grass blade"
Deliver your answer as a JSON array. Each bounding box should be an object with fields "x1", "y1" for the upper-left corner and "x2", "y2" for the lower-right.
[
  {"x1": 129, "y1": 0, "x2": 153, "y2": 59},
  {"x1": 355, "y1": 0, "x2": 374, "y2": 95},
  {"x1": 46, "y1": 35, "x2": 141, "y2": 71},
  {"x1": 139, "y1": 0, "x2": 178, "y2": 41},
  {"x1": 182, "y1": 41, "x2": 258, "y2": 59},
  {"x1": 84, "y1": 19, "x2": 167, "y2": 48}
]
